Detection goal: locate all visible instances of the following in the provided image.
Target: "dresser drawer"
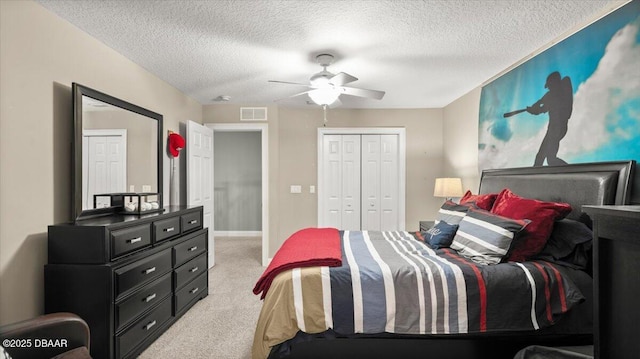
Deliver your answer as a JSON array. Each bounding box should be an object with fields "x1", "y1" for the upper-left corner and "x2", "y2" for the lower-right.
[
  {"x1": 115, "y1": 249, "x2": 171, "y2": 299},
  {"x1": 175, "y1": 272, "x2": 207, "y2": 315},
  {"x1": 115, "y1": 273, "x2": 172, "y2": 332},
  {"x1": 116, "y1": 297, "x2": 172, "y2": 359},
  {"x1": 110, "y1": 224, "x2": 152, "y2": 259},
  {"x1": 173, "y1": 232, "x2": 206, "y2": 267},
  {"x1": 153, "y1": 217, "x2": 180, "y2": 243},
  {"x1": 181, "y1": 211, "x2": 202, "y2": 233},
  {"x1": 174, "y1": 253, "x2": 207, "y2": 290}
]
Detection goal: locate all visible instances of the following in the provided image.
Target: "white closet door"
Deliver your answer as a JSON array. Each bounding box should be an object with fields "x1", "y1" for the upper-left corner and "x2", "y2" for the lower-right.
[
  {"x1": 361, "y1": 135, "x2": 381, "y2": 230},
  {"x1": 361, "y1": 134, "x2": 399, "y2": 230},
  {"x1": 380, "y1": 134, "x2": 399, "y2": 230},
  {"x1": 322, "y1": 134, "x2": 361, "y2": 229},
  {"x1": 319, "y1": 129, "x2": 404, "y2": 231},
  {"x1": 341, "y1": 135, "x2": 361, "y2": 230},
  {"x1": 323, "y1": 135, "x2": 342, "y2": 228}
]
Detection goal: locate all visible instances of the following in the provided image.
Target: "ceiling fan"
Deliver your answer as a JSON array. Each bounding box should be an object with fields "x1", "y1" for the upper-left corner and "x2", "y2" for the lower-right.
[{"x1": 269, "y1": 54, "x2": 385, "y2": 108}]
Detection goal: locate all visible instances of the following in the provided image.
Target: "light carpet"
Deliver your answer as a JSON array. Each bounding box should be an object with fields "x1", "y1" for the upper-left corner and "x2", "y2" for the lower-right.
[{"x1": 139, "y1": 236, "x2": 265, "y2": 359}]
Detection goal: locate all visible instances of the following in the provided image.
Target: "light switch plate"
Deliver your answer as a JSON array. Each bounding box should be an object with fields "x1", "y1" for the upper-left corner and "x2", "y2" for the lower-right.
[
  {"x1": 142, "y1": 185, "x2": 151, "y2": 192},
  {"x1": 290, "y1": 185, "x2": 302, "y2": 194},
  {"x1": 309, "y1": 185, "x2": 315, "y2": 193}
]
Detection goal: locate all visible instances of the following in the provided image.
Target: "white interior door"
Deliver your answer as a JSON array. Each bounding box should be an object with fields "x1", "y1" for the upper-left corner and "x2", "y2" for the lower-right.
[
  {"x1": 82, "y1": 129, "x2": 127, "y2": 209},
  {"x1": 187, "y1": 121, "x2": 215, "y2": 268}
]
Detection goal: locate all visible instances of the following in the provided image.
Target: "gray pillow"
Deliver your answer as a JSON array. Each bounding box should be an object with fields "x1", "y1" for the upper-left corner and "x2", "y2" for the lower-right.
[{"x1": 451, "y1": 207, "x2": 530, "y2": 265}]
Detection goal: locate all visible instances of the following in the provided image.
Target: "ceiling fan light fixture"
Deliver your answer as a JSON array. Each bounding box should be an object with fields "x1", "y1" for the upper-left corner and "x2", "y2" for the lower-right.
[{"x1": 308, "y1": 87, "x2": 340, "y2": 106}]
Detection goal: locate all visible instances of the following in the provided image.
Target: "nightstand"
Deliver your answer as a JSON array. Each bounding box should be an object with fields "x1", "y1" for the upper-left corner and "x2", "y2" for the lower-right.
[
  {"x1": 583, "y1": 205, "x2": 640, "y2": 359},
  {"x1": 419, "y1": 221, "x2": 435, "y2": 231}
]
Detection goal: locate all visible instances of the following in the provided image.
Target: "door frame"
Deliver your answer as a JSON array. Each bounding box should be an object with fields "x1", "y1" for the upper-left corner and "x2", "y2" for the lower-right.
[
  {"x1": 206, "y1": 123, "x2": 269, "y2": 266},
  {"x1": 317, "y1": 127, "x2": 406, "y2": 230}
]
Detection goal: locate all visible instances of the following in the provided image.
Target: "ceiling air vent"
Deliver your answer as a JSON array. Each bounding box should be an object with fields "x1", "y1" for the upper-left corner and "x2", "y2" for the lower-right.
[{"x1": 240, "y1": 107, "x2": 267, "y2": 121}]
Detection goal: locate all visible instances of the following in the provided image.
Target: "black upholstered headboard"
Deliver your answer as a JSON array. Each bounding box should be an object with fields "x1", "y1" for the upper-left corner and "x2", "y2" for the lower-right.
[{"x1": 478, "y1": 161, "x2": 635, "y2": 221}]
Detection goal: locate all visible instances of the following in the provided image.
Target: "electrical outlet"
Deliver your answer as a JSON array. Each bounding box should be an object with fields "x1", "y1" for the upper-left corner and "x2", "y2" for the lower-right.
[
  {"x1": 310, "y1": 185, "x2": 315, "y2": 194},
  {"x1": 142, "y1": 185, "x2": 151, "y2": 192}
]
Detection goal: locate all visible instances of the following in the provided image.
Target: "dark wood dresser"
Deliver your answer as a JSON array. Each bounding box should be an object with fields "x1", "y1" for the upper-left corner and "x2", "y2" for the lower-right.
[
  {"x1": 583, "y1": 205, "x2": 640, "y2": 359},
  {"x1": 45, "y1": 205, "x2": 208, "y2": 359}
]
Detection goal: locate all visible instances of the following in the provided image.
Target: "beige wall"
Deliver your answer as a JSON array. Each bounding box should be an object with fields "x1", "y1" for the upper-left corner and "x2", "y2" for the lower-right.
[
  {"x1": 0, "y1": 1, "x2": 202, "y2": 324},
  {"x1": 442, "y1": 88, "x2": 482, "y2": 193},
  {"x1": 203, "y1": 104, "x2": 445, "y2": 257}
]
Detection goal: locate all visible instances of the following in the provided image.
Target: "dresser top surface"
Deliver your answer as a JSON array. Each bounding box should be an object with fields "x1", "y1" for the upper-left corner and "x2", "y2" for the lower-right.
[{"x1": 54, "y1": 205, "x2": 202, "y2": 227}]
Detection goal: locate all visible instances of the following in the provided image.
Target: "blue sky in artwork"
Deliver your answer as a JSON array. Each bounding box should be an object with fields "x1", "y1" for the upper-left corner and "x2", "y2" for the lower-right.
[{"x1": 479, "y1": 1, "x2": 640, "y2": 170}]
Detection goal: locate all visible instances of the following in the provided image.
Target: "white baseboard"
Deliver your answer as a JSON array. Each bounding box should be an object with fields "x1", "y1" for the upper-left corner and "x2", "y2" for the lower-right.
[{"x1": 214, "y1": 230, "x2": 262, "y2": 237}]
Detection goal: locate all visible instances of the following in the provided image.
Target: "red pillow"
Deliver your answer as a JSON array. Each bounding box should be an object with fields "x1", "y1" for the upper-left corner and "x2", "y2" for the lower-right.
[
  {"x1": 459, "y1": 190, "x2": 498, "y2": 211},
  {"x1": 491, "y1": 188, "x2": 572, "y2": 262}
]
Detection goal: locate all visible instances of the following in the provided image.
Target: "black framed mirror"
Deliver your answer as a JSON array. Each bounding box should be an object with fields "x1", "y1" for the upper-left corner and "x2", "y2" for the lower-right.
[{"x1": 72, "y1": 83, "x2": 163, "y2": 220}]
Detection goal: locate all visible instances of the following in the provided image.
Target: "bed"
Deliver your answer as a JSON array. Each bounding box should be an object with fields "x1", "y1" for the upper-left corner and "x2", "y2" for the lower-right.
[{"x1": 252, "y1": 161, "x2": 635, "y2": 359}]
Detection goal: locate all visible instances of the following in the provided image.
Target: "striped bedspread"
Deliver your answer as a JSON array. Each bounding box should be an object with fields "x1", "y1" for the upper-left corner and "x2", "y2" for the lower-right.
[{"x1": 252, "y1": 230, "x2": 585, "y2": 359}]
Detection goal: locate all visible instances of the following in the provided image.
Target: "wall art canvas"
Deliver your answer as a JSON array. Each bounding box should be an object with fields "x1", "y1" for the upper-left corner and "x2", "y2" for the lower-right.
[{"x1": 478, "y1": 0, "x2": 640, "y2": 171}]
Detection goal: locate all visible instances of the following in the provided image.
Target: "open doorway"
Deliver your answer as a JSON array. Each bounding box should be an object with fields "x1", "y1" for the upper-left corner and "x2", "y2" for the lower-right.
[{"x1": 206, "y1": 123, "x2": 269, "y2": 266}]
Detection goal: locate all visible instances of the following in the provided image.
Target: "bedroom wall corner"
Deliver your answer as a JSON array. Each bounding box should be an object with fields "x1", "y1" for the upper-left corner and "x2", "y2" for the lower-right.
[{"x1": 443, "y1": 87, "x2": 482, "y2": 194}]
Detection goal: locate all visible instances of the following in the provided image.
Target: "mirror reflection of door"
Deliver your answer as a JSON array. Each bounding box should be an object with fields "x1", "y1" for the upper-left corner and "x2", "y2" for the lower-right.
[{"x1": 82, "y1": 129, "x2": 127, "y2": 209}]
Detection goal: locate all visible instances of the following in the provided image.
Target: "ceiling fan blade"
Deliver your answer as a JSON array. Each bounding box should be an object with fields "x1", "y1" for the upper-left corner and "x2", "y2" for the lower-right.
[
  {"x1": 340, "y1": 86, "x2": 385, "y2": 100},
  {"x1": 273, "y1": 90, "x2": 312, "y2": 102},
  {"x1": 328, "y1": 97, "x2": 342, "y2": 109},
  {"x1": 329, "y1": 72, "x2": 358, "y2": 86},
  {"x1": 268, "y1": 80, "x2": 312, "y2": 87}
]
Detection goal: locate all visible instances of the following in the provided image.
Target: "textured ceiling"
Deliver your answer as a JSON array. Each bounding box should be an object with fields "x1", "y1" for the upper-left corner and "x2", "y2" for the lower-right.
[{"x1": 36, "y1": 0, "x2": 624, "y2": 109}]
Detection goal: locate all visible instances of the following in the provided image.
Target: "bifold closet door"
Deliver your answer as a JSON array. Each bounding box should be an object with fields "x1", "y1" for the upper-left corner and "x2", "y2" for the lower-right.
[
  {"x1": 323, "y1": 134, "x2": 361, "y2": 230},
  {"x1": 361, "y1": 134, "x2": 399, "y2": 230}
]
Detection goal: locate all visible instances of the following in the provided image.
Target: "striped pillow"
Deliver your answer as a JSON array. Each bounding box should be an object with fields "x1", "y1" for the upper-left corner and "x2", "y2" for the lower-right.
[
  {"x1": 435, "y1": 200, "x2": 472, "y2": 225},
  {"x1": 451, "y1": 207, "x2": 529, "y2": 265}
]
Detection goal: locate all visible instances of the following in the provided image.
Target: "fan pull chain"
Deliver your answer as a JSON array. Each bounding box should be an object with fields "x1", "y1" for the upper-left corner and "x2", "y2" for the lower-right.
[{"x1": 323, "y1": 105, "x2": 328, "y2": 126}]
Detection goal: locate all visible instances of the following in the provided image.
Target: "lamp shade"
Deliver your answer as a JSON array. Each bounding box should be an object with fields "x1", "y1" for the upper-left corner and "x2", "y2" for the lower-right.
[{"x1": 434, "y1": 177, "x2": 463, "y2": 198}]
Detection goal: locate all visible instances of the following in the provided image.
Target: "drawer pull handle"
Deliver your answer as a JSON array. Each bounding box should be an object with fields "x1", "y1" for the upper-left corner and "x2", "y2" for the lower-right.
[
  {"x1": 144, "y1": 293, "x2": 157, "y2": 303},
  {"x1": 127, "y1": 237, "x2": 142, "y2": 244},
  {"x1": 144, "y1": 267, "x2": 156, "y2": 275},
  {"x1": 188, "y1": 246, "x2": 198, "y2": 252},
  {"x1": 190, "y1": 266, "x2": 199, "y2": 273},
  {"x1": 188, "y1": 220, "x2": 198, "y2": 224},
  {"x1": 190, "y1": 287, "x2": 199, "y2": 294},
  {"x1": 164, "y1": 227, "x2": 175, "y2": 232},
  {"x1": 144, "y1": 320, "x2": 157, "y2": 331}
]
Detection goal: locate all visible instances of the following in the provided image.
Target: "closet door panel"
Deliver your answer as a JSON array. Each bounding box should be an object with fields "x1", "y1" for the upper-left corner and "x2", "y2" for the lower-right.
[
  {"x1": 380, "y1": 135, "x2": 399, "y2": 230},
  {"x1": 361, "y1": 135, "x2": 381, "y2": 230},
  {"x1": 341, "y1": 135, "x2": 361, "y2": 230},
  {"x1": 323, "y1": 135, "x2": 343, "y2": 228}
]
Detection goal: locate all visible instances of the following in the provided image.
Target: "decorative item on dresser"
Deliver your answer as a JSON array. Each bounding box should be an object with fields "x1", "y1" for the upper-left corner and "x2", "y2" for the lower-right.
[
  {"x1": 45, "y1": 205, "x2": 208, "y2": 359},
  {"x1": 582, "y1": 205, "x2": 640, "y2": 359}
]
